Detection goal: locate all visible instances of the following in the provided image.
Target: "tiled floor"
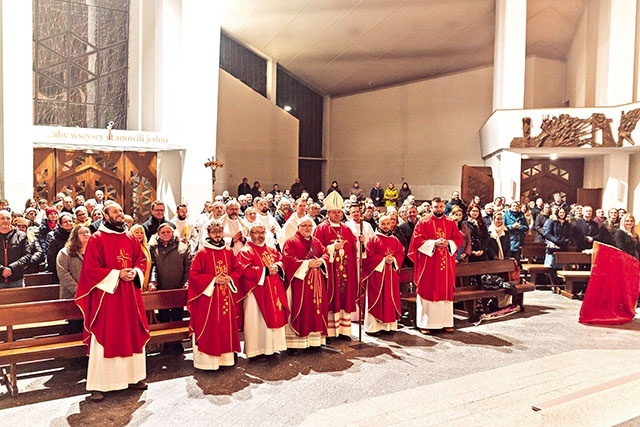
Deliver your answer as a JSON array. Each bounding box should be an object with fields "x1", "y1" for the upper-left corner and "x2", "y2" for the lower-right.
[{"x1": 1, "y1": 290, "x2": 639, "y2": 427}]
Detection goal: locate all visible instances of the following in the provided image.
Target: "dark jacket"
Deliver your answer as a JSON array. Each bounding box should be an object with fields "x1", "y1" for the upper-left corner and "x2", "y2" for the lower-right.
[
  {"x1": 237, "y1": 182, "x2": 252, "y2": 196},
  {"x1": 0, "y1": 229, "x2": 30, "y2": 283},
  {"x1": 143, "y1": 216, "x2": 171, "y2": 240},
  {"x1": 465, "y1": 219, "x2": 490, "y2": 262},
  {"x1": 38, "y1": 220, "x2": 56, "y2": 255},
  {"x1": 614, "y1": 230, "x2": 640, "y2": 259},
  {"x1": 571, "y1": 218, "x2": 600, "y2": 251},
  {"x1": 396, "y1": 220, "x2": 416, "y2": 267},
  {"x1": 370, "y1": 187, "x2": 384, "y2": 207},
  {"x1": 149, "y1": 237, "x2": 191, "y2": 290},
  {"x1": 25, "y1": 239, "x2": 45, "y2": 274},
  {"x1": 46, "y1": 227, "x2": 71, "y2": 281},
  {"x1": 543, "y1": 218, "x2": 571, "y2": 255}
]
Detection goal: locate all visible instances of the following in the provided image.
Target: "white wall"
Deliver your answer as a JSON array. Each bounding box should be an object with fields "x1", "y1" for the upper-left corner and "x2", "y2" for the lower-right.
[
  {"x1": 524, "y1": 57, "x2": 567, "y2": 109},
  {"x1": 329, "y1": 66, "x2": 493, "y2": 200},
  {"x1": 216, "y1": 70, "x2": 299, "y2": 197},
  {"x1": 629, "y1": 153, "x2": 640, "y2": 216},
  {"x1": 583, "y1": 155, "x2": 604, "y2": 188},
  {"x1": 566, "y1": 1, "x2": 598, "y2": 107}
]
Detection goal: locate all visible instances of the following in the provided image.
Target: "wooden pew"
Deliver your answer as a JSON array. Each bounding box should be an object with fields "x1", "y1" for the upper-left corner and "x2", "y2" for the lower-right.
[
  {"x1": 0, "y1": 284, "x2": 60, "y2": 305},
  {"x1": 24, "y1": 272, "x2": 56, "y2": 287},
  {"x1": 555, "y1": 251, "x2": 592, "y2": 299},
  {"x1": 400, "y1": 259, "x2": 535, "y2": 324},
  {"x1": 520, "y1": 243, "x2": 551, "y2": 287},
  {"x1": 0, "y1": 288, "x2": 189, "y2": 397}
]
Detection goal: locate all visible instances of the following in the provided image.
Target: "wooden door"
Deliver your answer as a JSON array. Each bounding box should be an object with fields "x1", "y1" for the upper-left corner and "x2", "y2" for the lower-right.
[
  {"x1": 124, "y1": 151, "x2": 157, "y2": 222},
  {"x1": 56, "y1": 150, "x2": 125, "y2": 204},
  {"x1": 520, "y1": 158, "x2": 584, "y2": 205},
  {"x1": 34, "y1": 148, "x2": 55, "y2": 202},
  {"x1": 34, "y1": 148, "x2": 157, "y2": 223},
  {"x1": 461, "y1": 165, "x2": 494, "y2": 206},
  {"x1": 577, "y1": 188, "x2": 603, "y2": 209}
]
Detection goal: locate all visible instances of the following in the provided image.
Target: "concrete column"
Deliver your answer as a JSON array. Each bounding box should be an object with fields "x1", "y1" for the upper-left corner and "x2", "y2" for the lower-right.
[
  {"x1": 595, "y1": 0, "x2": 637, "y2": 106},
  {"x1": 178, "y1": 0, "x2": 222, "y2": 215},
  {"x1": 0, "y1": 0, "x2": 33, "y2": 204},
  {"x1": 127, "y1": 0, "x2": 156, "y2": 131},
  {"x1": 485, "y1": 151, "x2": 522, "y2": 202},
  {"x1": 492, "y1": 0, "x2": 527, "y2": 111},
  {"x1": 266, "y1": 59, "x2": 277, "y2": 104},
  {"x1": 634, "y1": 0, "x2": 640, "y2": 101},
  {"x1": 152, "y1": 0, "x2": 222, "y2": 218},
  {"x1": 602, "y1": 152, "x2": 629, "y2": 210}
]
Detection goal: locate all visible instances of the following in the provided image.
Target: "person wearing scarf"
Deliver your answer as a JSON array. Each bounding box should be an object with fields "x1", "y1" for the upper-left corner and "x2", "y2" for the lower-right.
[
  {"x1": 38, "y1": 207, "x2": 59, "y2": 254},
  {"x1": 488, "y1": 212, "x2": 509, "y2": 260}
]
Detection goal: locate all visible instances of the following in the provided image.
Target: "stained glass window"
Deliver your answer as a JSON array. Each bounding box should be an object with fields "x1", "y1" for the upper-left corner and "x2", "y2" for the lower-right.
[{"x1": 33, "y1": 0, "x2": 129, "y2": 129}]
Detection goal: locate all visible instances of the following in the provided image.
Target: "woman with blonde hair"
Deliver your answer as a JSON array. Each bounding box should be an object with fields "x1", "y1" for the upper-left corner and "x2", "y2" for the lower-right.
[
  {"x1": 615, "y1": 214, "x2": 640, "y2": 259},
  {"x1": 130, "y1": 223, "x2": 152, "y2": 291}
]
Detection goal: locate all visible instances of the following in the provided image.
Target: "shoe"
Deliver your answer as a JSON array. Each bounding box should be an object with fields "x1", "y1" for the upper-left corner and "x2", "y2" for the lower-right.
[
  {"x1": 129, "y1": 380, "x2": 148, "y2": 390},
  {"x1": 365, "y1": 331, "x2": 381, "y2": 337},
  {"x1": 419, "y1": 329, "x2": 430, "y2": 335},
  {"x1": 90, "y1": 391, "x2": 104, "y2": 401},
  {"x1": 287, "y1": 349, "x2": 299, "y2": 356},
  {"x1": 337, "y1": 335, "x2": 352, "y2": 341},
  {"x1": 443, "y1": 327, "x2": 455, "y2": 333},
  {"x1": 248, "y1": 354, "x2": 269, "y2": 363}
]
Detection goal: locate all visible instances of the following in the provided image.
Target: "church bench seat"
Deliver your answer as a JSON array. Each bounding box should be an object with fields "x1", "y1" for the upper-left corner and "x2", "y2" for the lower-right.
[
  {"x1": 400, "y1": 259, "x2": 534, "y2": 325},
  {"x1": 0, "y1": 288, "x2": 190, "y2": 397}
]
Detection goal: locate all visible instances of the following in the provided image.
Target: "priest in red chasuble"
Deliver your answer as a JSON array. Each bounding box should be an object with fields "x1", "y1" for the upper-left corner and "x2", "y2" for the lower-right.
[
  {"x1": 188, "y1": 220, "x2": 242, "y2": 370},
  {"x1": 75, "y1": 202, "x2": 149, "y2": 402},
  {"x1": 362, "y1": 214, "x2": 405, "y2": 334},
  {"x1": 237, "y1": 223, "x2": 290, "y2": 360},
  {"x1": 282, "y1": 216, "x2": 329, "y2": 351},
  {"x1": 408, "y1": 197, "x2": 464, "y2": 334},
  {"x1": 312, "y1": 191, "x2": 358, "y2": 339}
]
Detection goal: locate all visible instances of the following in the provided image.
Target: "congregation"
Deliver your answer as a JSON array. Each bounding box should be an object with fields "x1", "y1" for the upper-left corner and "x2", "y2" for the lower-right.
[{"x1": 1, "y1": 176, "x2": 639, "y2": 402}]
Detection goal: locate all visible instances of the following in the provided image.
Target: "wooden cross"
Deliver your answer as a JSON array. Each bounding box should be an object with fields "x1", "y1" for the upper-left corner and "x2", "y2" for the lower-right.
[{"x1": 204, "y1": 156, "x2": 224, "y2": 199}]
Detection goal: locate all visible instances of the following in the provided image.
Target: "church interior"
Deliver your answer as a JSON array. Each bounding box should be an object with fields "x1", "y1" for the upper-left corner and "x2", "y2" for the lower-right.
[{"x1": 1, "y1": 1, "x2": 640, "y2": 425}]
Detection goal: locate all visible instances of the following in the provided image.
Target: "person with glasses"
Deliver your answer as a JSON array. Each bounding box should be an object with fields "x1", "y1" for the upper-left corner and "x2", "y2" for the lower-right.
[{"x1": 142, "y1": 200, "x2": 173, "y2": 240}]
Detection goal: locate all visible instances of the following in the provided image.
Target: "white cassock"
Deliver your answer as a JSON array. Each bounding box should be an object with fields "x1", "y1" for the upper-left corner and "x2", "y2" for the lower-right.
[
  {"x1": 256, "y1": 212, "x2": 281, "y2": 249},
  {"x1": 171, "y1": 217, "x2": 199, "y2": 254},
  {"x1": 224, "y1": 217, "x2": 248, "y2": 255},
  {"x1": 278, "y1": 214, "x2": 315, "y2": 247}
]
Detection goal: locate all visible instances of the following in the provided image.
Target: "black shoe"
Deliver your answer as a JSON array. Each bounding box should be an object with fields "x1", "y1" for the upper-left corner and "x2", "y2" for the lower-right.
[
  {"x1": 129, "y1": 380, "x2": 148, "y2": 390},
  {"x1": 248, "y1": 354, "x2": 269, "y2": 363},
  {"x1": 287, "y1": 349, "x2": 299, "y2": 356},
  {"x1": 337, "y1": 334, "x2": 352, "y2": 341}
]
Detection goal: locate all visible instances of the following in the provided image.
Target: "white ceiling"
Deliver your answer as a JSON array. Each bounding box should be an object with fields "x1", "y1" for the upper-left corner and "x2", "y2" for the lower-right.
[{"x1": 221, "y1": 0, "x2": 587, "y2": 97}]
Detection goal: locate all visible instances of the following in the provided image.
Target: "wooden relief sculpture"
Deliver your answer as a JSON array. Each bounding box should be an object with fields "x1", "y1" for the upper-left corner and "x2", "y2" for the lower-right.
[
  {"x1": 511, "y1": 113, "x2": 616, "y2": 148},
  {"x1": 618, "y1": 108, "x2": 640, "y2": 146}
]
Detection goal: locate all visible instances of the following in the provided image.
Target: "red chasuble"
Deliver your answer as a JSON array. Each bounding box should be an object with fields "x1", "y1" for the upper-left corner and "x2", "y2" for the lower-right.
[
  {"x1": 237, "y1": 241, "x2": 290, "y2": 328},
  {"x1": 408, "y1": 215, "x2": 464, "y2": 302},
  {"x1": 75, "y1": 227, "x2": 150, "y2": 358},
  {"x1": 187, "y1": 242, "x2": 242, "y2": 356},
  {"x1": 282, "y1": 231, "x2": 329, "y2": 337},
  {"x1": 579, "y1": 241, "x2": 640, "y2": 325},
  {"x1": 313, "y1": 220, "x2": 359, "y2": 313},
  {"x1": 363, "y1": 232, "x2": 405, "y2": 323}
]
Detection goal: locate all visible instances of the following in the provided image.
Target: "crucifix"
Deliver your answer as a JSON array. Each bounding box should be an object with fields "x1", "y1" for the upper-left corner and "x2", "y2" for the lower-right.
[{"x1": 204, "y1": 156, "x2": 224, "y2": 200}]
